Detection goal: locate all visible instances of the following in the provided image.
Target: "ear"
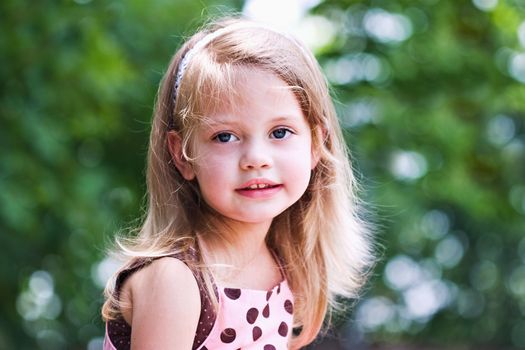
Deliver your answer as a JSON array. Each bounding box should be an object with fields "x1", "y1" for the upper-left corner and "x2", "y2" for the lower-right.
[
  {"x1": 310, "y1": 125, "x2": 324, "y2": 169},
  {"x1": 167, "y1": 131, "x2": 196, "y2": 180}
]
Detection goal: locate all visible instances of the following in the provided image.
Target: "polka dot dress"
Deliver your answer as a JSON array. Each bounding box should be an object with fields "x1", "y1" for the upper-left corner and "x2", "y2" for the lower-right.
[
  {"x1": 197, "y1": 280, "x2": 294, "y2": 349},
  {"x1": 103, "y1": 252, "x2": 294, "y2": 350}
]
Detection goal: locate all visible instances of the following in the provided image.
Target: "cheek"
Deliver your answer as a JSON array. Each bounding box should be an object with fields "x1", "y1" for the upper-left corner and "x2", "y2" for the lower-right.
[
  {"x1": 279, "y1": 145, "x2": 313, "y2": 184},
  {"x1": 289, "y1": 137, "x2": 314, "y2": 166},
  {"x1": 281, "y1": 161, "x2": 312, "y2": 206},
  {"x1": 192, "y1": 152, "x2": 235, "y2": 194},
  {"x1": 193, "y1": 147, "x2": 233, "y2": 173},
  {"x1": 288, "y1": 160, "x2": 312, "y2": 184},
  {"x1": 193, "y1": 170, "x2": 227, "y2": 211}
]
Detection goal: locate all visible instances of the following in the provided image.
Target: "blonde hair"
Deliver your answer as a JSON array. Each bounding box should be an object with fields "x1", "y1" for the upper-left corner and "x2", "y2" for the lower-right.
[{"x1": 102, "y1": 17, "x2": 373, "y2": 349}]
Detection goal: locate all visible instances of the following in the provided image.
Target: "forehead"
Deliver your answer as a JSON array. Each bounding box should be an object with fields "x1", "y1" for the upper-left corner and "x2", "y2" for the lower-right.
[{"x1": 201, "y1": 67, "x2": 299, "y2": 116}]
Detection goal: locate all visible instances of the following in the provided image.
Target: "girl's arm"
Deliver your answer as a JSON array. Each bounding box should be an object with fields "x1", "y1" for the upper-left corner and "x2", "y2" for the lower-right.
[{"x1": 124, "y1": 257, "x2": 201, "y2": 350}]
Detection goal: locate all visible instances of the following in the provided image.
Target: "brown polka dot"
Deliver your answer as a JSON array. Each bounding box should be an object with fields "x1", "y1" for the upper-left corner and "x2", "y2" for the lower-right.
[
  {"x1": 278, "y1": 322, "x2": 288, "y2": 337},
  {"x1": 246, "y1": 307, "x2": 259, "y2": 324},
  {"x1": 277, "y1": 284, "x2": 281, "y2": 294},
  {"x1": 266, "y1": 290, "x2": 272, "y2": 301},
  {"x1": 220, "y1": 328, "x2": 236, "y2": 343},
  {"x1": 202, "y1": 347, "x2": 208, "y2": 350},
  {"x1": 284, "y1": 299, "x2": 293, "y2": 314},
  {"x1": 224, "y1": 288, "x2": 241, "y2": 300},
  {"x1": 253, "y1": 326, "x2": 262, "y2": 341},
  {"x1": 264, "y1": 345, "x2": 276, "y2": 350},
  {"x1": 263, "y1": 303, "x2": 270, "y2": 318}
]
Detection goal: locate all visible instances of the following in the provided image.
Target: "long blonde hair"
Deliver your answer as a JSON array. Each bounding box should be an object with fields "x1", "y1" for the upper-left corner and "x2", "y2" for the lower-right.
[{"x1": 102, "y1": 17, "x2": 373, "y2": 349}]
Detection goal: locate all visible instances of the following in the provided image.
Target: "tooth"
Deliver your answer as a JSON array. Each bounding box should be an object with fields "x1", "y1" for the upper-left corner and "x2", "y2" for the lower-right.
[{"x1": 245, "y1": 183, "x2": 273, "y2": 189}]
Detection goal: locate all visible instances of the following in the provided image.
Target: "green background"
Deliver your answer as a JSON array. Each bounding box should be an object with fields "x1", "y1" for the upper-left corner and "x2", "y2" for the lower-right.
[{"x1": 1, "y1": 0, "x2": 525, "y2": 349}]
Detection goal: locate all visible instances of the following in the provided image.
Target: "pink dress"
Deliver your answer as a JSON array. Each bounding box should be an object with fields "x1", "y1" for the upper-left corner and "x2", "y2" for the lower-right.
[{"x1": 103, "y1": 251, "x2": 294, "y2": 350}]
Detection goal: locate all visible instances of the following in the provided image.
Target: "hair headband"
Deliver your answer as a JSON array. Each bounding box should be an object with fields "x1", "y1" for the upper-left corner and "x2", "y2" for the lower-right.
[{"x1": 171, "y1": 22, "x2": 308, "y2": 108}]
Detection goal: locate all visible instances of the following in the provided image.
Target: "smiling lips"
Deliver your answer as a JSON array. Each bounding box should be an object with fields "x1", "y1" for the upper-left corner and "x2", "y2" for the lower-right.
[{"x1": 236, "y1": 179, "x2": 283, "y2": 199}]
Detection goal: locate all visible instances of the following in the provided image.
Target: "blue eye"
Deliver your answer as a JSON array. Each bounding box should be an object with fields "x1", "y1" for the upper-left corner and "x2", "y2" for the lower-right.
[
  {"x1": 271, "y1": 128, "x2": 292, "y2": 139},
  {"x1": 214, "y1": 132, "x2": 239, "y2": 143}
]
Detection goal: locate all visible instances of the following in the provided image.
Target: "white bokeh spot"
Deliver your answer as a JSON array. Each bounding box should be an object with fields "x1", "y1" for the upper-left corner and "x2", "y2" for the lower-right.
[
  {"x1": 472, "y1": 0, "x2": 498, "y2": 11},
  {"x1": 363, "y1": 8, "x2": 413, "y2": 44},
  {"x1": 390, "y1": 150, "x2": 428, "y2": 181},
  {"x1": 509, "y1": 52, "x2": 525, "y2": 83}
]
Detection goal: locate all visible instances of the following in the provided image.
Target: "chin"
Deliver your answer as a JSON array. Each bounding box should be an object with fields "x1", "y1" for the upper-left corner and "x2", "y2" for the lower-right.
[{"x1": 226, "y1": 210, "x2": 283, "y2": 225}]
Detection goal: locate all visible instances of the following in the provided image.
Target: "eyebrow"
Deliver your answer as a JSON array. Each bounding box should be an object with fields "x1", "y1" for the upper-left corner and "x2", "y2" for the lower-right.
[{"x1": 206, "y1": 114, "x2": 304, "y2": 127}]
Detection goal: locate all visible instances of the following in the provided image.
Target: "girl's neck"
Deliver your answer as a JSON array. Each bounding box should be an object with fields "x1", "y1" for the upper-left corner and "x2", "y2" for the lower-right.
[
  {"x1": 199, "y1": 219, "x2": 282, "y2": 290},
  {"x1": 228, "y1": 219, "x2": 271, "y2": 255},
  {"x1": 204, "y1": 218, "x2": 271, "y2": 261}
]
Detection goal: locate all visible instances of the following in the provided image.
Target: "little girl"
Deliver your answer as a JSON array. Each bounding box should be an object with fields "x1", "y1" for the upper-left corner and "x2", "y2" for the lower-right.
[{"x1": 102, "y1": 17, "x2": 373, "y2": 350}]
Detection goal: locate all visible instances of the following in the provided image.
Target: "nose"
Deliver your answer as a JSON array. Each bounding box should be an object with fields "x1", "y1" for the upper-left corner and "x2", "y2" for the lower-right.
[{"x1": 239, "y1": 139, "x2": 272, "y2": 170}]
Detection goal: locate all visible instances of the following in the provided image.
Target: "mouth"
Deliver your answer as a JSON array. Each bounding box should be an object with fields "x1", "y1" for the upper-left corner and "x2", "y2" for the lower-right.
[
  {"x1": 235, "y1": 179, "x2": 283, "y2": 198},
  {"x1": 242, "y1": 183, "x2": 280, "y2": 190},
  {"x1": 236, "y1": 178, "x2": 281, "y2": 191}
]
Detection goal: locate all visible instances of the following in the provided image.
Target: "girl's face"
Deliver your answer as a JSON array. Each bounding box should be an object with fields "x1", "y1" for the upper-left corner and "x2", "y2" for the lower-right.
[{"x1": 176, "y1": 68, "x2": 317, "y2": 227}]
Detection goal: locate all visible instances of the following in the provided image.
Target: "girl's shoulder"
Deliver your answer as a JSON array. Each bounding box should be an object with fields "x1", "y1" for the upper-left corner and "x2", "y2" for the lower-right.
[
  {"x1": 119, "y1": 253, "x2": 202, "y2": 323},
  {"x1": 115, "y1": 249, "x2": 200, "y2": 291},
  {"x1": 125, "y1": 255, "x2": 200, "y2": 297},
  {"x1": 108, "y1": 254, "x2": 203, "y2": 349}
]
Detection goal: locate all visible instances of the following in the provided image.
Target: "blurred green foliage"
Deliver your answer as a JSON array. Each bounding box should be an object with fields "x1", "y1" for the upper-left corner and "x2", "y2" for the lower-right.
[{"x1": 1, "y1": 0, "x2": 525, "y2": 349}]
